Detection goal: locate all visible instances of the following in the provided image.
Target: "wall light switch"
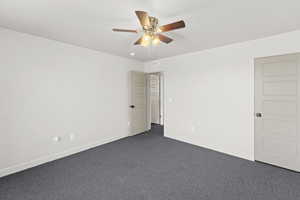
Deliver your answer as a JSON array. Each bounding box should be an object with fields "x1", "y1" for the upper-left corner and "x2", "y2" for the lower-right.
[
  {"x1": 70, "y1": 134, "x2": 75, "y2": 141},
  {"x1": 191, "y1": 126, "x2": 196, "y2": 133}
]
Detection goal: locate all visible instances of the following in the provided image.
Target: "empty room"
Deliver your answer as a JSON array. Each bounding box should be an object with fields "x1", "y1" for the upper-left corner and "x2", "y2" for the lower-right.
[{"x1": 1, "y1": 0, "x2": 300, "y2": 199}]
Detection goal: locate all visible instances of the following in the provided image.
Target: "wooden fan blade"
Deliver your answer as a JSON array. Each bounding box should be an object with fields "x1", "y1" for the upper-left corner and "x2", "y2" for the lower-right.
[
  {"x1": 158, "y1": 34, "x2": 173, "y2": 44},
  {"x1": 134, "y1": 37, "x2": 143, "y2": 45},
  {"x1": 159, "y1": 20, "x2": 185, "y2": 32},
  {"x1": 112, "y1": 28, "x2": 137, "y2": 33},
  {"x1": 135, "y1": 11, "x2": 150, "y2": 28}
]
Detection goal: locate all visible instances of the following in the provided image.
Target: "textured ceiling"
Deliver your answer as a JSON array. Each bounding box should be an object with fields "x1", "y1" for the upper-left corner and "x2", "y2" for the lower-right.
[{"x1": 1, "y1": 0, "x2": 300, "y2": 61}]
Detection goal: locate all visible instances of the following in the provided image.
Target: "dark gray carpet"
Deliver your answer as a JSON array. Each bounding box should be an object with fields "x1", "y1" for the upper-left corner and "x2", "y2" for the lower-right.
[{"x1": 1, "y1": 125, "x2": 300, "y2": 200}]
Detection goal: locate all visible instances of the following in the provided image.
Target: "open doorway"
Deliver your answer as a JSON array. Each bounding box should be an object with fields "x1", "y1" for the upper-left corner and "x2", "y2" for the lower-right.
[{"x1": 146, "y1": 72, "x2": 164, "y2": 136}]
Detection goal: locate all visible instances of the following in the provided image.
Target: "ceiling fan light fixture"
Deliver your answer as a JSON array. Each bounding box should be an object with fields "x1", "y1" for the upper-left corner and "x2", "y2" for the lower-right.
[
  {"x1": 139, "y1": 34, "x2": 151, "y2": 46},
  {"x1": 141, "y1": 39, "x2": 150, "y2": 47},
  {"x1": 152, "y1": 36, "x2": 160, "y2": 45},
  {"x1": 143, "y1": 34, "x2": 151, "y2": 41}
]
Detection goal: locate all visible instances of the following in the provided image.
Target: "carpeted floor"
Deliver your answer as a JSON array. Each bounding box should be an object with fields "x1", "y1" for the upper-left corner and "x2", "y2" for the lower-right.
[{"x1": 1, "y1": 124, "x2": 300, "y2": 200}]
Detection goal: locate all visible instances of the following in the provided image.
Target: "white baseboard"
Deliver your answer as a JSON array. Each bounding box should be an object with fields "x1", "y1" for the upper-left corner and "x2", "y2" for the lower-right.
[
  {"x1": 165, "y1": 134, "x2": 253, "y2": 162},
  {"x1": 0, "y1": 135, "x2": 126, "y2": 178}
]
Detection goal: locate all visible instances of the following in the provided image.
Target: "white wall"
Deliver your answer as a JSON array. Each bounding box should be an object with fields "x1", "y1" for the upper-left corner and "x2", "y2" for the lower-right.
[
  {"x1": 2, "y1": 27, "x2": 300, "y2": 177},
  {"x1": 0, "y1": 28, "x2": 143, "y2": 177},
  {"x1": 145, "y1": 30, "x2": 300, "y2": 161}
]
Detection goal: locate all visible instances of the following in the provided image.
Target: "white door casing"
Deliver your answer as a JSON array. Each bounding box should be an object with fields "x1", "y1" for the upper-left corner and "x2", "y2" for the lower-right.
[
  {"x1": 146, "y1": 72, "x2": 164, "y2": 130},
  {"x1": 159, "y1": 72, "x2": 164, "y2": 125},
  {"x1": 255, "y1": 53, "x2": 300, "y2": 171},
  {"x1": 150, "y1": 74, "x2": 160, "y2": 124},
  {"x1": 130, "y1": 71, "x2": 147, "y2": 135}
]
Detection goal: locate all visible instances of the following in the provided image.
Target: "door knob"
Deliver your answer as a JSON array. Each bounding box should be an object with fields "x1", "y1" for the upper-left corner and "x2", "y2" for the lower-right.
[
  {"x1": 256, "y1": 113, "x2": 262, "y2": 118},
  {"x1": 130, "y1": 105, "x2": 135, "y2": 108}
]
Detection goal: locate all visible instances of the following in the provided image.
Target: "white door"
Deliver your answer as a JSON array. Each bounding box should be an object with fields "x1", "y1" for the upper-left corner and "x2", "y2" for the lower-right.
[
  {"x1": 130, "y1": 71, "x2": 147, "y2": 135},
  {"x1": 255, "y1": 53, "x2": 300, "y2": 171}
]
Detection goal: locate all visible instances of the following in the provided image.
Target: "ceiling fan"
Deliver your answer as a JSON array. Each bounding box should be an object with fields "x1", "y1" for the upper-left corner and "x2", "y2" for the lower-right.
[{"x1": 112, "y1": 11, "x2": 186, "y2": 46}]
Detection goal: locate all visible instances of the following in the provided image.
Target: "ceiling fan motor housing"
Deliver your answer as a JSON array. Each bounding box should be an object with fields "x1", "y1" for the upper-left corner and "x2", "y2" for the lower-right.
[{"x1": 144, "y1": 16, "x2": 159, "y2": 37}]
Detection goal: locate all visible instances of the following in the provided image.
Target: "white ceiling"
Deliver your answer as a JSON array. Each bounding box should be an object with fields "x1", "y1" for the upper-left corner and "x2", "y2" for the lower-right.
[{"x1": 1, "y1": 0, "x2": 300, "y2": 61}]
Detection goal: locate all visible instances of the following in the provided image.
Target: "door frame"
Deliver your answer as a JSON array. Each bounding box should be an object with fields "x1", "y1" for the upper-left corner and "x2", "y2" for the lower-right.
[
  {"x1": 146, "y1": 71, "x2": 165, "y2": 131},
  {"x1": 253, "y1": 53, "x2": 300, "y2": 171}
]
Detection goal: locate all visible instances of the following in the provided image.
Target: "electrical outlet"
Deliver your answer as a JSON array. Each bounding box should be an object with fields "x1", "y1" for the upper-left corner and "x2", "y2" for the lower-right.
[{"x1": 53, "y1": 136, "x2": 61, "y2": 142}]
